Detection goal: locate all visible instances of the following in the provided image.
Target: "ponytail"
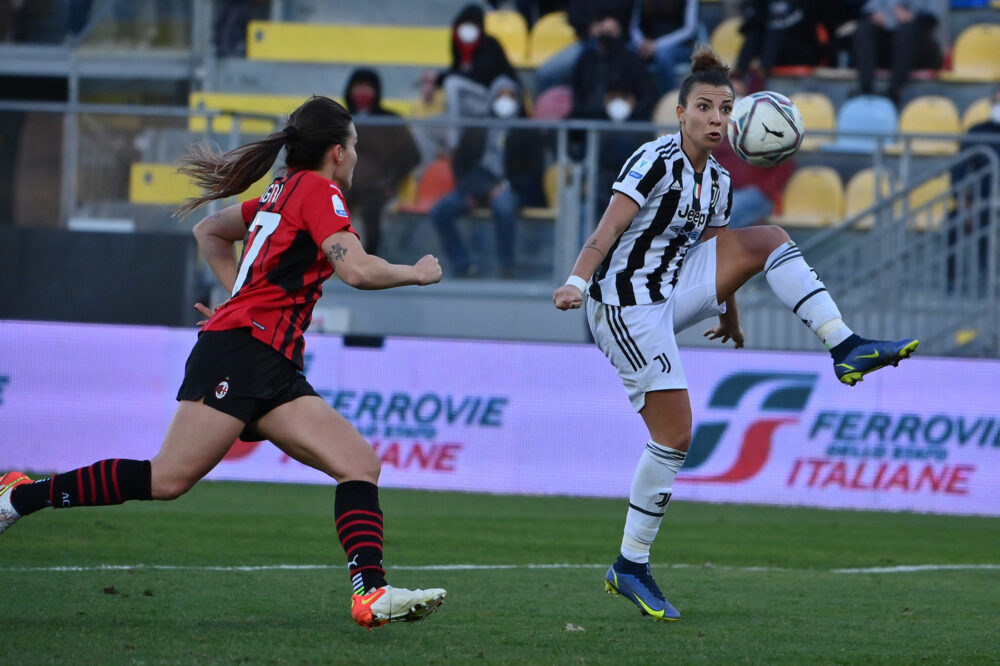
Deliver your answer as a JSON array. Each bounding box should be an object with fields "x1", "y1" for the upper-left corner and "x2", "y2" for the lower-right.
[
  {"x1": 174, "y1": 96, "x2": 352, "y2": 218},
  {"x1": 678, "y1": 45, "x2": 733, "y2": 107}
]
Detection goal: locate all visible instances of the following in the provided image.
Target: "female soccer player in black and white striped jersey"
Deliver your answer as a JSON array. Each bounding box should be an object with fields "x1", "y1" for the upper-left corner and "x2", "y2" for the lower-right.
[{"x1": 553, "y1": 47, "x2": 918, "y2": 622}]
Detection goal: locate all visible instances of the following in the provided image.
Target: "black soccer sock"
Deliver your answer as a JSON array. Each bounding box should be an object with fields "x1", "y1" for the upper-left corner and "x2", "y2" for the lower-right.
[
  {"x1": 830, "y1": 334, "x2": 870, "y2": 365},
  {"x1": 334, "y1": 480, "x2": 388, "y2": 594},
  {"x1": 10, "y1": 459, "x2": 152, "y2": 516}
]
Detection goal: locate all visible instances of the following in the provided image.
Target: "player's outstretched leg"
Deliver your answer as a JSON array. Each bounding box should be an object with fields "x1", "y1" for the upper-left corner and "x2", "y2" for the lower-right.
[
  {"x1": 761, "y1": 240, "x2": 919, "y2": 385},
  {"x1": 604, "y1": 555, "x2": 681, "y2": 621},
  {"x1": 0, "y1": 471, "x2": 32, "y2": 535},
  {"x1": 351, "y1": 586, "x2": 448, "y2": 629}
]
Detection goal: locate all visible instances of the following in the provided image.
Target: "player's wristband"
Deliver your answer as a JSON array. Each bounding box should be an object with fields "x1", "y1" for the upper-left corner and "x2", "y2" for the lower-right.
[{"x1": 564, "y1": 275, "x2": 588, "y2": 292}]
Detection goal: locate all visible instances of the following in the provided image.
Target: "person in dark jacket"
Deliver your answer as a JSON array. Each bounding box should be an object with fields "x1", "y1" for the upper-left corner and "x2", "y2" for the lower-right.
[
  {"x1": 431, "y1": 76, "x2": 545, "y2": 279},
  {"x1": 343, "y1": 68, "x2": 421, "y2": 255}
]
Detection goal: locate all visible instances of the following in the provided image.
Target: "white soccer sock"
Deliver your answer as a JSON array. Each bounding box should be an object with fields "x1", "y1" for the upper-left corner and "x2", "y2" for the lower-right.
[
  {"x1": 620, "y1": 440, "x2": 686, "y2": 564},
  {"x1": 764, "y1": 241, "x2": 853, "y2": 348}
]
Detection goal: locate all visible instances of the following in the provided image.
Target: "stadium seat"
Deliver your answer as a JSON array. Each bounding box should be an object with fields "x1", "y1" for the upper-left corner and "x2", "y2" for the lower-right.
[
  {"x1": 652, "y1": 89, "x2": 681, "y2": 126},
  {"x1": 822, "y1": 95, "x2": 897, "y2": 153},
  {"x1": 485, "y1": 10, "x2": 529, "y2": 68},
  {"x1": 907, "y1": 174, "x2": 952, "y2": 232},
  {"x1": 532, "y1": 84, "x2": 573, "y2": 119},
  {"x1": 129, "y1": 163, "x2": 270, "y2": 206},
  {"x1": 396, "y1": 157, "x2": 455, "y2": 214},
  {"x1": 246, "y1": 21, "x2": 450, "y2": 66},
  {"x1": 939, "y1": 23, "x2": 1000, "y2": 81},
  {"x1": 844, "y1": 168, "x2": 894, "y2": 230},
  {"x1": 543, "y1": 162, "x2": 560, "y2": 209},
  {"x1": 772, "y1": 166, "x2": 844, "y2": 228},
  {"x1": 790, "y1": 92, "x2": 835, "y2": 150},
  {"x1": 962, "y1": 97, "x2": 991, "y2": 131},
  {"x1": 891, "y1": 95, "x2": 960, "y2": 155},
  {"x1": 709, "y1": 17, "x2": 743, "y2": 69},
  {"x1": 527, "y1": 12, "x2": 577, "y2": 67}
]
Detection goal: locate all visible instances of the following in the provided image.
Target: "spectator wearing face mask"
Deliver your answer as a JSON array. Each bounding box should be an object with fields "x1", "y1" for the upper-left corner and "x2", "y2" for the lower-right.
[
  {"x1": 343, "y1": 68, "x2": 421, "y2": 255},
  {"x1": 568, "y1": 7, "x2": 657, "y2": 208},
  {"x1": 430, "y1": 76, "x2": 545, "y2": 279},
  {"x1": 421, "y1": 4, "x2": 520, "y2": 112},
  {"x1": 535, "y1": 0, "x2": 632, "y2": 92}
]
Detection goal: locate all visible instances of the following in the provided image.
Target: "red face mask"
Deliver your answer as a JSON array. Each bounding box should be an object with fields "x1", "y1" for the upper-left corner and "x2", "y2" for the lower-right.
[{"x1": 350, "y1": 89, "x2": 376, "y2": 111}]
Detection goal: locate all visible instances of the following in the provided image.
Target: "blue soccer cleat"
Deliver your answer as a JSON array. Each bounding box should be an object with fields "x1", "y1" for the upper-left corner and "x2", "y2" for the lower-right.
[
  {"x1": 834, "y1": 338, "x2": 919, "y2": 386},
  {"x1": 604, "y1": 558, "x2": 680, "y2": 621}
]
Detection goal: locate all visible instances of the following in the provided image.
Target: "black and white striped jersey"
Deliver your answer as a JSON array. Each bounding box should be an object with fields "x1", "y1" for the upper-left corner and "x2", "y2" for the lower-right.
[{"x1": 589, "y1": 132, "x2": 732, "y2": 306}]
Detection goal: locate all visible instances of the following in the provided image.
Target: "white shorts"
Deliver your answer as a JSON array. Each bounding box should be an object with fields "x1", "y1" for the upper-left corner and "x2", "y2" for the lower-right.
[{"x1": 586, "y1": 239, "x2": 725, "y2": 412}]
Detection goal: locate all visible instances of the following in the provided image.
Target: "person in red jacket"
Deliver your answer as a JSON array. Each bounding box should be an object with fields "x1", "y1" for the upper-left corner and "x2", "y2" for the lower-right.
[{"x1": 0, "y1": 96, "x2": 446, "y2": 631}]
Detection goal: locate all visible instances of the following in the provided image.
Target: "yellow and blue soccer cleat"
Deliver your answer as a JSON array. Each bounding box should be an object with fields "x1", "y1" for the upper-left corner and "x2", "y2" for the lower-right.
[
  {"x1": 834, "y1": 338, "x2": 919, "y2": 386},
  {"x1": 604, "y1": 558, "x2": 680, "y2": 621}
]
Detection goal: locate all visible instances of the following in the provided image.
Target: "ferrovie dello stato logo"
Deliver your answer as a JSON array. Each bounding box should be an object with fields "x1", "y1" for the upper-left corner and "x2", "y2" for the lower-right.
[{"x1": 678, "y1": 371, "x2": 819, "y2": 484}]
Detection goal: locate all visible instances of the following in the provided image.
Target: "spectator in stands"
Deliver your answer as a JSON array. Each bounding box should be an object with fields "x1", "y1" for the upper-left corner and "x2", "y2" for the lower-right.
[
  {"x1": 851, "y1": 0, "x2": 944, "y2": 106},
  {"x1": 534, "y1": 0, "x2": 631, "y2": 92},
  {"x1": 417, "y1": 3, "x2": 522, "y2": 158},
  {"x1": 569, "y1": 5, "x2": 657, "y2": 203},
  {"x1": 712, "y1": 132, "x2": 794, "y2": 227},
  {"x1": 947, "y1": 86, "x2": 1000, "y2": 295},
  {"x1": 732, "y1": 0, "x2": 824, "y2": 92},
  {"x1": 430, "y1": 76, "x2": 545, "y2": 278},
  {"x1": 630, "y1": 0, "x2": 700, "y2": 94},
  {"x1": 343, "y1": 68, "x2": 421, "y2": 255},
  {"x1": 423, "y1": 4, "x2": 520, "y2": 116}
]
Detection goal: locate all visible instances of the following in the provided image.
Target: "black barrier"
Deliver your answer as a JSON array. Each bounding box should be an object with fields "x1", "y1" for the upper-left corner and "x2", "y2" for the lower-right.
[{"x1": 0, "y1": 227, "x2": 198, "y2": 327}]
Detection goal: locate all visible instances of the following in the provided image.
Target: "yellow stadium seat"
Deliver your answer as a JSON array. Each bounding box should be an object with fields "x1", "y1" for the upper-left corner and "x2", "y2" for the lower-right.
[
  {"x1": 710, "y1": 17, "x2": 743, "y2": 69},
  {"x1": 247, "y1": 21, "x2": 450, "y2": 66},
  {"x1": 652, "y1": 89, "x2": 681, "y2": 126},
  {"x1": 907, "y1": 174, "x2": 951, "y2": 232},
  {"x1": 962, "y1": 97, "x2": 991, "y2": 131},
  {"x1": 189, "y1": 92, "x2": 416, "y2": 134},
  {"x1": 790, "y1": 92, "x2": 835, "y2": 150},
  {"x1": 543, "y1": 162, "x2": 560, "y2": 209},
  {"x1": 844, "y1": 168, "x2": 893, "y2": 230},
  {"x1": 772, "y1": 166, "x2": 844, "y2": 228},
  {"x1": 527, "y1": 12, "x2": 577, "y2": 67},
  {"x1": 893, "y1": 95, "x2": 960, "y2": 155},
  {"x1": 939, "y1": 23, "x2": 1000, "y2": 81},
  {"x1": 485, "y1": 10, "x2": 529, "y2": 67},
  {"x1": 129, "y1": 163, "x2": 270, "y2": 206}
]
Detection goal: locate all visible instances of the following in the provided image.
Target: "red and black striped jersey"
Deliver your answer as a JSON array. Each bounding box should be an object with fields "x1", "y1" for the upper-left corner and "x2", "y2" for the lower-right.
[{"x1": 202, "y1": 169, "x2": 358, "y2": 368}]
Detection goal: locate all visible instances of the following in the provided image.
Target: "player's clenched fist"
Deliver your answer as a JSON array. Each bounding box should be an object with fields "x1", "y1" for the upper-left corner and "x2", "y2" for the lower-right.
[{"x1": 553, "y1": 283, "x2": 584, "y2": 310}]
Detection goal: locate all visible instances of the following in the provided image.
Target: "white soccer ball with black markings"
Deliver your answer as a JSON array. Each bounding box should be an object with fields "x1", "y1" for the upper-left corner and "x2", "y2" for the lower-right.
[{"x1": 728, "y1": 91, "x2": 804, "y2": 167}]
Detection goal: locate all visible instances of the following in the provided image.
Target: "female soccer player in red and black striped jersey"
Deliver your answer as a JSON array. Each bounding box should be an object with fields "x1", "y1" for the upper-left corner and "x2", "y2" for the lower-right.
[
  {"x1": 0, "y1": 96, "x2": 445, "y2": 630},
  {"x1": 552, "y1": 48, "x2": 918, "y2": 622}
]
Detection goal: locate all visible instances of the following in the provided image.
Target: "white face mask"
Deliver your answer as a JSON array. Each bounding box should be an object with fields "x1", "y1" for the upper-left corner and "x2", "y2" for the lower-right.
[
  {"x1": 492, "y1": 96, "x2": 518, "y2": 119},
  {"x1": 456, "y1": 23, "x2": 480, "y2": 44},
  {"x1": 606, "y1": 98, "x2": 633, "y2": 122},
  {"x1": 991, "y1": 103, "x2": 1000, "y2": 125}
]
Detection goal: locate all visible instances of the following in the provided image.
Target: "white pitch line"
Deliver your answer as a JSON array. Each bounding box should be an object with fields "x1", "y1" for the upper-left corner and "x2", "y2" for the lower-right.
[{"x1": 2, "y1": 563, "x2": 999, "y2": 574}]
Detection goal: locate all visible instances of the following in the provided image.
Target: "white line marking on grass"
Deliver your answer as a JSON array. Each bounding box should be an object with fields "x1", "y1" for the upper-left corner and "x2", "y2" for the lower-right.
[{"x1": 3, "y1": 563, "x2": 999, "y2": 574}]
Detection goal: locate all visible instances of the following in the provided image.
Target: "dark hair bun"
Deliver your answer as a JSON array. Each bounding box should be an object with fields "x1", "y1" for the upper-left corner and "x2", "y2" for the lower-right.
[{"x1": 690, "y1": 45, "x2": 729, "y2": 77}]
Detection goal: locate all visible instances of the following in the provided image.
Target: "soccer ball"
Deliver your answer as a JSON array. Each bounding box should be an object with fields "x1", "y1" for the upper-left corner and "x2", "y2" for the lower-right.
[{"x1": 728, "y1": 91, "x2": 804, "y2": 167}]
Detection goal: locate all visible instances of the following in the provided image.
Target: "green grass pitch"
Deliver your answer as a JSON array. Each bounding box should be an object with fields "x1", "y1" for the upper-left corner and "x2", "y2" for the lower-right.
[{"x1": 3, "y1": 481, "x2": 999, "y2": 664}]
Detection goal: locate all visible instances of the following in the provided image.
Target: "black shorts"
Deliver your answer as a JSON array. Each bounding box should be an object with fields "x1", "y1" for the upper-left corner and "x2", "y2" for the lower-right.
[{"x1": 176, "y1": 328, "x2": 319, "y2": 439}]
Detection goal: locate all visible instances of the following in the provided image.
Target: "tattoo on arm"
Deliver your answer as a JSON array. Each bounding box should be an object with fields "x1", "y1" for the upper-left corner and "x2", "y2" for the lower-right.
[
  {"x1": 583, "y1": 241, "x2": 605, "y2": 258},
  {"x1": 326, "y1": 243, "x2": 348, "y2": 263}
]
